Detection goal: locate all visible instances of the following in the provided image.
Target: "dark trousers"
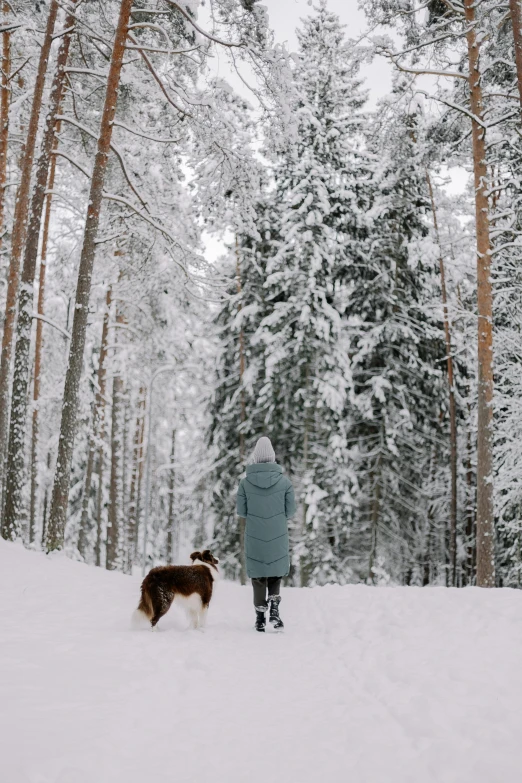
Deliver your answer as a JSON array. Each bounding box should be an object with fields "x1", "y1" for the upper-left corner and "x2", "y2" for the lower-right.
[{"x1": 252, "y1": 577, "x2": 282, "y2": 608}]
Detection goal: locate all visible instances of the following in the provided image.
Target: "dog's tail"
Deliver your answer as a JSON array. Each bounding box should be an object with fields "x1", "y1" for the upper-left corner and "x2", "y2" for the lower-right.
[{"x1": 131, "y1": 580, "x2": 154, "y2": 629}]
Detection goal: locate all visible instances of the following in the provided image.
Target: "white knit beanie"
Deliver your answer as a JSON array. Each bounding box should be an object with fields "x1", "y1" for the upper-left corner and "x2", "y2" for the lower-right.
[{"x1": 252, "y1": 436, "x2": 276, "y2": 464}]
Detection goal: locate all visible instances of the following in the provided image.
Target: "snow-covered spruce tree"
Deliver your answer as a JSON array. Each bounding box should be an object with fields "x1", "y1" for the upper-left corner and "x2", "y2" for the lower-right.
[
  {"x1": 190, "y1": 78, "x2": 269, "y2": 580},
  {"x1": 208, "y1": 202, "x2": 276, "y2": 580},
  {"x1": 254, "y1": 2, "x2": 373, "y2": 585},
  {"x1": 362, "y1": 0, "x2": 504, "y2": 588},
  {"x1": 347, "y1": 101, "x2": 449, "y2": 585}
]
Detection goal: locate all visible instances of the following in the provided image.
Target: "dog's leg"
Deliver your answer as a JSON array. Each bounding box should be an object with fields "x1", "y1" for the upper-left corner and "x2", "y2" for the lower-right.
[
  {"x1": 150, "y1": 588, "x2": 173, "y2": 631},
  {"x1": 151, "y1": 612, "x2": 162, "y2": 630},
  {"x1": 199, "y1": 607, "x2": 208, "y2": 629},
  {"x1": 190, "y1": 609, "x2": 200, "y2": 630}
]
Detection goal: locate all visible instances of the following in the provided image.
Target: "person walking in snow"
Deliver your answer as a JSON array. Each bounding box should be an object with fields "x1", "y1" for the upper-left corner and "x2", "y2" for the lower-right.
[{"x1": 236, "y1": 436, "x2": 296, "y2": 632}]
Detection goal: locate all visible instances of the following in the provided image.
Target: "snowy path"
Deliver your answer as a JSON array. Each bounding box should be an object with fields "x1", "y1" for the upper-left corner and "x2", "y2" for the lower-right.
[{"x1": 2, "y1": 540, "x2": 522, "y2": 783}]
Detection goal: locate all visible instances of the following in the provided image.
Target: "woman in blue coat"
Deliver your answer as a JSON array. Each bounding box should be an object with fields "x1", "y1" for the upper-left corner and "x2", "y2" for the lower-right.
[{"x1": 236, "y1": 437, "x2": 296, "y2": 632}]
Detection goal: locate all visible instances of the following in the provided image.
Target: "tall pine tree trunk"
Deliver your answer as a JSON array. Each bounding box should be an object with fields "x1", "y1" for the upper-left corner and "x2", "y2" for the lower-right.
[
  {"x1": 30, "y1": 126, "x2": 61, "y2": 541},
  {"x1": 3, "y1": 7, "x2": 76, "y2": 539},
  {"x1": 166, "y1": 428, "x2": 176, "y2": 564},
  {"x1": 0, "y1": 0, "x2": 59, "y2": 514},
  {"x1": 78, "y1": 286, "x2": 112, "y2": 559},
  {"x1": 464, "y1": 0, "x2": 496, "y2": 586},
  {"x1": 426, "y1": 171, "x2": 458, "y2": 586},
  {"x1": 46, "y1": 0, "x2": 134, "y2": 551},
  {"x1": 0, "y1": 2, "x2": 11, "y2": 254},
  {"x1": 509, "y1": 0, "x2": 522, "y2": 110}
]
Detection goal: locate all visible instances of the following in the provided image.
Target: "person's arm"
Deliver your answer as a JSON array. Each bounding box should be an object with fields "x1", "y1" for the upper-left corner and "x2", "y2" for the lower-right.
[
  {"x1": 237, "y1": 480, "x2": 247, "y2": 518},
  {"x1": 285, "y1": 482, "x2": 296, "y2": 518}
]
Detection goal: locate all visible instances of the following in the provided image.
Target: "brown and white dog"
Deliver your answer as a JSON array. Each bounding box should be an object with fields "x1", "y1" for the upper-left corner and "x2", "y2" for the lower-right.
[{"x1": 132, "y1": 550, "x2": 219, "y2": 631}]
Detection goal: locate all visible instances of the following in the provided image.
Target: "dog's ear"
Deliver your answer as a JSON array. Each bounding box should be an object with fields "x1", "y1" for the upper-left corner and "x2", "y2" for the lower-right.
[
  {"x1": 201, "y1": 549, "x2": 212, "y2": 562},
  {"x1": 190, "y1": 551, "x2": 202, "y2": 562}
]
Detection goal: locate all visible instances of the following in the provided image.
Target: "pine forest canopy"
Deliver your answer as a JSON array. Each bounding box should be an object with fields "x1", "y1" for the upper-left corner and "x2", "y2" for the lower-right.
[{"x1": 0, "y1": 0, "x2": 520, "y2": 589}]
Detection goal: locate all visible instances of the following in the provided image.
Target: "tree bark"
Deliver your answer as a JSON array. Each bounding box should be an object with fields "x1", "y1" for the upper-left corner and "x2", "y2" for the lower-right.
[
  {"x1": 121, "y1": 397, "x2": 130, "y2": 571},
  {"x1": 3, "y1": 6, "x2": 76, "y2": 539},
  {"x1": 166, "y1": 428, "x2": 176, "y2": 564},
  {"x1": 0, "y1": 2, "x2": 11, "y2": 255},
  {"x1": 423, "y1": 447, "x2": 437, "y2": 585},
  {"x1": 465, "y1": 414, "x2": 476, "y2": 583},
  {"x1": 509, "y1": 0, "x2": 522, "y2": 111},
  {"x1": 40, "y1": 450, "x2": 51, "y2": 546},
  {"x1": 0, "y1": 0, "x2": 60, "y2": 515},
  {"x1": 46, "y1": 0, "x2": 135, "y2": 551},
  {"x1": 29, "y1": 129, "x2": 60, "y2": 543},
  {"x1": 128, "y1": 387, "x2": 145, "y2": 571},
  {"x1": 464, "y1": 0, "x2": 496, "y2": 587},
  {"x1": 106, "y1": 309, "x2": 124, "y2": 571},
  {"x1": 95, "y1": 446, "x2": 105, "y2": 568},
  {"x1": 94, "y1": 288, "x2": 112, "y2": 567},
  {"x1": 368, "y1": 449, "x2": 382, "y2": 584},
  {"x1": 299, "y1": 363, "x2": 312, "y2": 587},
  {"x1": 235, "y1": 237, "x2": 247, "y2": 585},
  {"x1": 426, "y1": 171, "x2": 458, "y2": 586},
  {"x1": 77, "y1": 286, "x2": 112, "y2": 559}
]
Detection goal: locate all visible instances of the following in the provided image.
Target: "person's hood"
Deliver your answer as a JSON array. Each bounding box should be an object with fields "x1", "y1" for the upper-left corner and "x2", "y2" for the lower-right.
[{"x1": 246, "y1": 462, "x2": 283, "y2": 489}]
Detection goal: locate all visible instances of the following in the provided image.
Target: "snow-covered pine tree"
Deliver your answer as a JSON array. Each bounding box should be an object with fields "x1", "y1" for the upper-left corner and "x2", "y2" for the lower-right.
[
  {"x1": 255, "y1": 2, "x2": 372, "y2": 585},
  {"x1": 347, "y1": 98, "x2": 450, "y2": 585},
  {"x1": 208, "y1": 204, "x2": 274, "y2": 580}
]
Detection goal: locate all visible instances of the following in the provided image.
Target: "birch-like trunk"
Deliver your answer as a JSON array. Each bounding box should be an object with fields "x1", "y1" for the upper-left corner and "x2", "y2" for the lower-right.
[
  {"x1": 128, "y1": 387, "x2": 145, "y2": 571},
  {"x1": 77, "y1": 286, "x2": 112, "y2": 560},
  {"x1": 29, "y1": 130, "x2": 60, "y2": 542},
  {"x1": 300, "y1": 363, "x2": 312, "y2": 587},
  {"x1": 0, "y1": 0, "x2": 59, "y2": 513},
  {"x1": 368, "y1": 448, "x2": 382, "y2": 584},
  {"x1": 464, "y1": 0, "x2": 496, "y2": 587},
  {"x1": 95, "y1": 446, "x2": 105, "y2": 568},
  {"x1": 40, "y1": 450, "x2": 51, "y2": 546},
  {"x1": 107, "y1": 314, "x2": 124, "y2": 570},
  {"x1": 3, "y1": 7, "x2": 76, "y2": 538},
  {"x1": 121, "y1": 398, "x2": 130, "y2": 571},
  {"x1": 46, "y1": 0, "x2": 135, "y2": 551},
  {"x1": 166, "y1": 428, "x2": 176, "y2": 564}
]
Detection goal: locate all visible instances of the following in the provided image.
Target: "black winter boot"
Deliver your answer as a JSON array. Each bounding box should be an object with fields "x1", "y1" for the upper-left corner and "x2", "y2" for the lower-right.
[
  {"x1": 268, "y1": 595, "x2": 284, "y2": 630},
  {"x1": 255, "y1": 607, "x2": 267, "y2": 632}
]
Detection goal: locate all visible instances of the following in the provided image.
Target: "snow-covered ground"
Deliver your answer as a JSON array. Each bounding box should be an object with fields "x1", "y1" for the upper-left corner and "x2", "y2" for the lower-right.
[{"x1": 2, "y1": 539, "x2": 522, "y2": 783}]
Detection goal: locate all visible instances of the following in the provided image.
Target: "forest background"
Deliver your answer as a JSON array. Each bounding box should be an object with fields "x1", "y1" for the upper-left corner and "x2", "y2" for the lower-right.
[{"x1": 0, "y1": 0, "x2": 520, "y2": 590}]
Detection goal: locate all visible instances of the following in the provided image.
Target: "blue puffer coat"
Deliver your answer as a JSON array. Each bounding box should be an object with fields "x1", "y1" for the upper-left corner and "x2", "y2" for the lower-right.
[{"x1": 236, "y1": 463, "x2": 296, "y2": 578}]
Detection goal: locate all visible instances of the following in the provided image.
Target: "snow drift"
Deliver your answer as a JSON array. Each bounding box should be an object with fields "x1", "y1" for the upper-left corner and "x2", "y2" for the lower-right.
[{"x1": 1, "y1": 538, "x2": 522, "y2": 783}]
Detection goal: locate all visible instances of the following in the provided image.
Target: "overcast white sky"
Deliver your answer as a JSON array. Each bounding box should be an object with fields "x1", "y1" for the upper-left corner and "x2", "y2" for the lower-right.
[
  {"x1": 261, "y1": 0, "x2": 393, "y2": 105},
  {"x1": 205, "y1": 0, "x2": 393, "y2": 108}
]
